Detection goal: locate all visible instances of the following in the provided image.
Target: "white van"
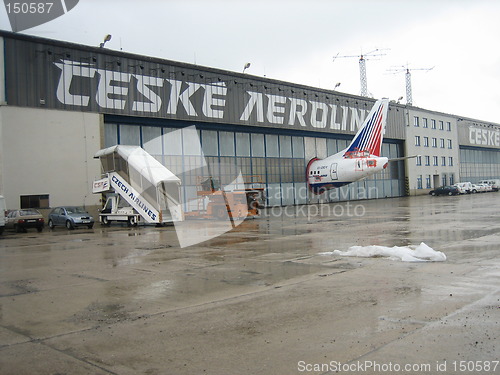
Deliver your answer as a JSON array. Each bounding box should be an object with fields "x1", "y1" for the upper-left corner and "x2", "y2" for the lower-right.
[
  {"x1": 453, "y1": 182, "x2": 472, "y2": 194},
  {"x1": 0, "y1": 196, "x2": 5, "y2": 235},
  {"x1": 478, "y1": 179, "x2": 500, "y2": 191}
]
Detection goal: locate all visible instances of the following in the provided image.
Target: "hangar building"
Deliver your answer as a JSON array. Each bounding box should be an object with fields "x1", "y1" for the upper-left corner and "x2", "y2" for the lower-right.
[{"x1": 0, "y1": 31, "x2": 498, "y2": 213}]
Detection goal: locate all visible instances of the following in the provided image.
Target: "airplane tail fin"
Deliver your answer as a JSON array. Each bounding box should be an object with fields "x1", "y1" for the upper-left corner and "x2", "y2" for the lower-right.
[{"x1": 344, "y1": 98, "x2": 389, "y2": 157}]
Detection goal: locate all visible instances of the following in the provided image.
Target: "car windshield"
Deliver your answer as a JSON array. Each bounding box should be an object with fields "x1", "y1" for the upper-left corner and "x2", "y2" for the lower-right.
[
  {"x1": 20, "y1": 210, "x2": 40, "y2": 216},
  {"x1": 65, "y1": 207, "x2": 86, "y2": 214}
]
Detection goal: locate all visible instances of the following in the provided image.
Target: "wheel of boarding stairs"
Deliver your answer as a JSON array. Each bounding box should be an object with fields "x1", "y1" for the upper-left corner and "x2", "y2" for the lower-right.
[{"x1": 128, "y1": 216, "x2": 137, "y2": 227}]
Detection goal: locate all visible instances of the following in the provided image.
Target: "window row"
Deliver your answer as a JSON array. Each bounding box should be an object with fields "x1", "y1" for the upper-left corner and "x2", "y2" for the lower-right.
[
  {"x1": 460, "y1": 148, "x2": 500, "y2": 164},
  {"x1": 413, "y1": 117, "x2": 452, "y2": 131},
  {"x1": 416, "y1": 174, "x2": 455, "y2": 189},
  {"x1": 105, "y1": 124, "x2": 306, "y2": 158},
  {"x1": 416, "y1": 156, "x2": 454, "y2": 167},
  {"x1": 415, "y1": 136, "x2": 452, "y2": 149}
]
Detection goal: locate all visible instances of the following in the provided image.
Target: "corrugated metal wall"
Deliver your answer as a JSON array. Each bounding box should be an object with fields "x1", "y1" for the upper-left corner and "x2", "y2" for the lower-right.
[{"x1": 2, "y1": 32, "x2": 406, "y2": 140}]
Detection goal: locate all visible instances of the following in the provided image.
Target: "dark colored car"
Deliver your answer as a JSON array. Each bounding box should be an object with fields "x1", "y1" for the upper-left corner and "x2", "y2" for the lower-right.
[
  {"x1": 48, "y1": 206, "x2": 94, "y2": 229},
  {"x1": 429, "y1": 186, "x2": 460, "y2": 196},
  {"x1": 5, "y1": 209, "x2": 45, "y2": 232}
]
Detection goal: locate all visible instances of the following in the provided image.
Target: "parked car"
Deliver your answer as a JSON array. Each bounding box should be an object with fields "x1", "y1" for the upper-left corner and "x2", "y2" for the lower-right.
[
  {"x1": 5, "y1": 209, "x2": 45, "y2": 232},
  {"x1": 477, "y1": 183, "x2": 492, "y2": 192},
  {"x1": 48, "y1": 206, "x2": 94, "y2": 229},
  {"x1": 453, "y1": 182, "x2": 472, "y2": 194},
  {"x1": 429, "y1": 186, "x2": 460, "y2": 196},
  {"x1": 478, "y1": 179, "x2": 500, "y2": 191}
]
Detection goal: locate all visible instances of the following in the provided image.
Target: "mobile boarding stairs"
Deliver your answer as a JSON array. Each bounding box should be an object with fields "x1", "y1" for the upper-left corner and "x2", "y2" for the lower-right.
[{"x1": 92, "y1": 145, "x2": 184, "y2": 226}]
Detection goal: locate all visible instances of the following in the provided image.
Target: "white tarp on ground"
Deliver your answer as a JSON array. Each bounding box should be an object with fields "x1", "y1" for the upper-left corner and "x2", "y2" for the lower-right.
[{"x1": 320, "y1": 242, "x2": 447, "y2": 262}]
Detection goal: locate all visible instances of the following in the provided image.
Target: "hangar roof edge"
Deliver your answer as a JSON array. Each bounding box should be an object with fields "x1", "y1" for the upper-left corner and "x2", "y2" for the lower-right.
[{"x1": 0, "y1": 30, "x2": 375, "y2": 104}]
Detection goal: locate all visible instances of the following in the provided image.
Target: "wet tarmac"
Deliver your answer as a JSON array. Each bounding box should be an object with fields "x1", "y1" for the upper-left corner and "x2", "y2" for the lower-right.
[{"x1": 0, "y1": 193, "x2": 499, "y2": 374}]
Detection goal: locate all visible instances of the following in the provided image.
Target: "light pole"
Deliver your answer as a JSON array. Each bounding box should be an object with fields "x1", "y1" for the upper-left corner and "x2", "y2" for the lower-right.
[{"x1": 100, "y1": 34, "x2": 112, "y2": 48}]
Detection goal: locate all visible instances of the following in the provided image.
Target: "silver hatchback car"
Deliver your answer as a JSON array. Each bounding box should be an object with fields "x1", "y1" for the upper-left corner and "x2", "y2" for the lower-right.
[{"x1": 48, "y1": 206, "x2": 94, "y2": 230}]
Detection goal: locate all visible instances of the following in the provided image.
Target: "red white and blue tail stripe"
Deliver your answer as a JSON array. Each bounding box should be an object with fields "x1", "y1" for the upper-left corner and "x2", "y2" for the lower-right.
[{"x1": 344, "y1": 99, "x2": 389, "y2": 157}]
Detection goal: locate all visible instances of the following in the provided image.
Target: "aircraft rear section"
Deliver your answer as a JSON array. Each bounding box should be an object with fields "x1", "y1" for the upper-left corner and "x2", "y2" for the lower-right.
[{"x1": 306, "y1": 141, "x2": 405, "y2": 200}]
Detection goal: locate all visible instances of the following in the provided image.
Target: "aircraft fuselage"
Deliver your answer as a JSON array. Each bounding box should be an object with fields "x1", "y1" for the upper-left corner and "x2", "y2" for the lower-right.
[{"x1": 307, "y1": 152, "x2": 388, "y2": 194}]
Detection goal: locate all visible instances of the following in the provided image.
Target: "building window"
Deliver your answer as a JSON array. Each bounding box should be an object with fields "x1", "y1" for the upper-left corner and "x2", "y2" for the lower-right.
[
  {"x1": 279, "y1": 135, "x2": 292, "y2": 158},
  {"x1": 236, "y1": 132, "x2": 251, "y2": 157},
  {"x1": 431, "y1": 119, "x2": 436, "y2": 129},
  {"x1": 423, "y1": 137, "x2": 429, "y2": 147},
  {"x1": 414, "y1": 116, "x2": 420, "y2": 127},
  {"x1": 440, "y1": 138, "x2": 445, "y2": 148},
  {"x1": 439, "y1": 120, "x2": 444, "y2": 130},
  {"x1": 20, "y1": 194, "x2": 49, "y2": 209},
  {"x1": 104, "y1": 123, "x2": 118, "y2": 147},
  {"x1": 417, "y1": 175, "x2": 423, "y2": 189},
  {"x1": 447, "y1": 121, "x2": 452, "y2": 131},
  {"x1": 415, "y1": 136, "x2": 421, "y2": 146},
  {"x1": 442, "y1": 174, "x2": 447, "y2": 186},
  {"x1": 432, "y1": 138, "x2": 437, "y2": 147},
  {"x1": 265, "y1": 134, "x2": 279, "y2": 157},
  {"x1": 423, "y1": 118, "x2": 428, "y2": 128},
  {"x1": 433, "y1": 156, "x2": 438, "y2": 166},
  {"x1": 416, "y1": 156, "x2": 422, "y2": 166},
  {"x1": 292, "y1": 136, "x2": 305, "y2": 158},
  {"x1": 449, "y1": 174, "x2": 455, "y2": 185},
  {"x1": 119, "y1": 124, "x2": 141, "y2": 146},
  {"x1": 202, "y1": 130, "x2": 219, "y2": 156},
  {"x1": 449, "y1": 157, "x2": 453, "y2": 166},
  {"x1": 425, "y1": 156, "x2": 430, "y2": 166},
  {"x1": 251, "y1": 133, "x2": 265, "y2": 157},
  {"x1": 219, "y1": 131, "x2": 236, "y2": 156},
  {"x1": 447, "y1": 139, "x2": 452, "y2": 149},
  {"x1": 426, "y1": 175, "x2": 431, "y2": 188},
  {"x1": 441, "y1": 156, "x2": 446, "y2": 166}
]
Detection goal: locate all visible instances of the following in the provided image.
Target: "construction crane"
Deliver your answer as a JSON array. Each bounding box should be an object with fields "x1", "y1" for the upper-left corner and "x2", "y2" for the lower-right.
[
  {"x1": 387, "y1": 64, "x2": 434, "y2": 105},
  {"x1": 333, "y1": 49, "x2": 389, "y2": 97}
]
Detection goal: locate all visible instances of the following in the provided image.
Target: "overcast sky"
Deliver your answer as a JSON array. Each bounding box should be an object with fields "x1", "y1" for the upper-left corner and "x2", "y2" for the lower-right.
[{"x1": 1, "y1": 0, "x2": 499, "y2": 123}]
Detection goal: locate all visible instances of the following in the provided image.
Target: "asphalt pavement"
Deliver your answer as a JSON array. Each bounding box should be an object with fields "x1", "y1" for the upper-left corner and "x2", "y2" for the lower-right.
[{"x1": 0, "y1": 193, "x2": 499, "y2": 375}]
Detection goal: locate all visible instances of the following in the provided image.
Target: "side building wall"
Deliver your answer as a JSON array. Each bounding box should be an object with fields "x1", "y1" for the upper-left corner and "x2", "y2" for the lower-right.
[
  {"x1": 457, "y1": 119, "x2": 500, "y2": 183},
  {"x1": 0, "y1": 106, "x2": 102, "y2": 210},
  {"x1": 405, "y1": 108, "x2": 460, "y2": 195}
]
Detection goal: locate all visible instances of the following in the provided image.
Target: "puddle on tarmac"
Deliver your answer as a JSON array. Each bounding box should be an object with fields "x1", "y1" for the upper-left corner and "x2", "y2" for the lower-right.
[
  {"x1": 203, "y1": 236, "x2": 261, "y2": 247},
  {"x1": 68, "y1": 302, "x2": 130, "y2": 325},
  {"x1": 131, "y1": 260, "x2": 331, "y2": 303}
]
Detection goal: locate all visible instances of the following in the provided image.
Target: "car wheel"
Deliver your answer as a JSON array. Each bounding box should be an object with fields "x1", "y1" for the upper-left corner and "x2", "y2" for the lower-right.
[
  {"x1": 448, "y1": 192, "x2": 453, "y2": 196},
  {"x1": 87, "y1": 224, "x2": 94, "y2": 229},
  {"x1": 48, "y1": 219, "x2": 55, "y2": 229},
  {"x1": 431, "y1": 191, "x2": 436, "y2": 196},
  {"x1": 66, "y1": 220, "x2": 74, "y2": 230},
  {"x1": 37, "y1": 226, "x2": 43, "y2": 232}
]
